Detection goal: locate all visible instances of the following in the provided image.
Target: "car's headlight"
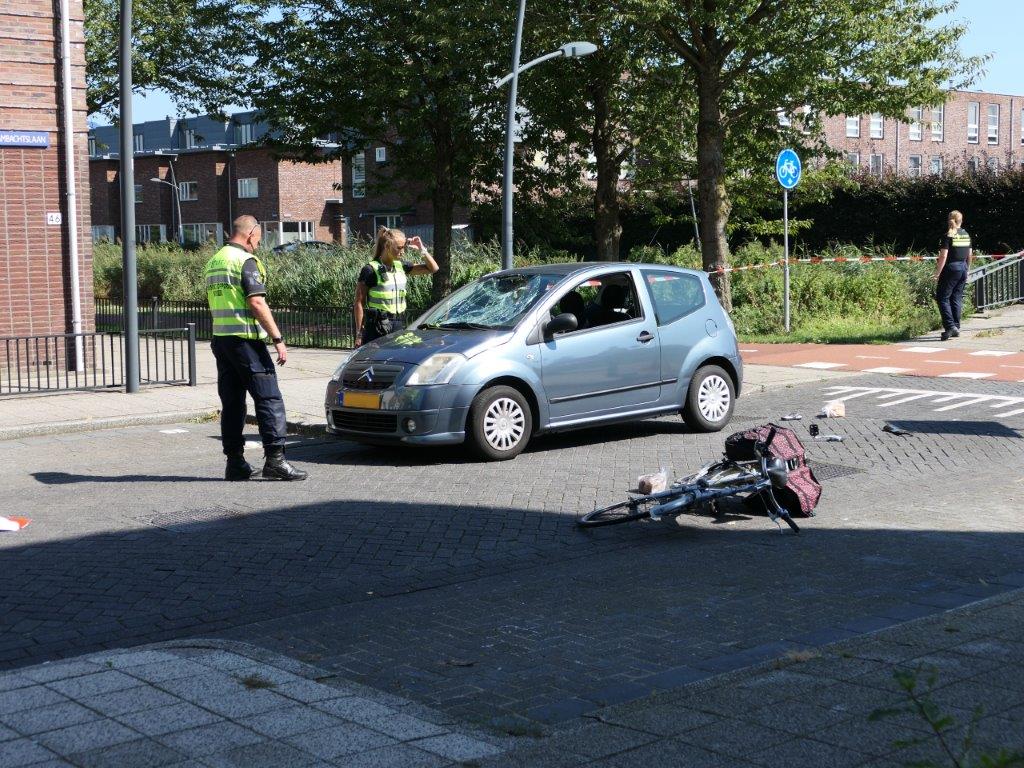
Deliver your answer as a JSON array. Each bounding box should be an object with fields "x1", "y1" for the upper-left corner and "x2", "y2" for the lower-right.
[
  {"x1": 405, "y1": 353, "x2": 466, "y2": 386},
  {"x1": 331, "y1": 352, "x2": 355, "y2": 381}
]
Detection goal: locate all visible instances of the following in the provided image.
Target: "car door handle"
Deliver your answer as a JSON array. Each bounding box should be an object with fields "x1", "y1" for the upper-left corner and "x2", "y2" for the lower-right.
[{"x1": 636, "y1": 331, "x2": 655, "y2": 343}]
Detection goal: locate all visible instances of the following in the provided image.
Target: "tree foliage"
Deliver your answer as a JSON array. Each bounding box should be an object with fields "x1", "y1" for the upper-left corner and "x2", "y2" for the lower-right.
[
  {"x1": 620, "y1": 0, "x2": 984, "y2": 308},
  {"x1": 84, "y1": 0, "x2": 262, "y2": 118},
  {"x1": 252, "y1": 0, "x2": 510, "y2": 299}
]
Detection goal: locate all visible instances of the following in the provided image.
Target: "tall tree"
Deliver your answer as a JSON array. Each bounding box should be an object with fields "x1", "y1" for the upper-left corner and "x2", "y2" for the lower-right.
[
  {"x1": 253, "y1": 0, "x2": 508, "y2": 300},
  {"x1": 516, "y1": 3, "x2": 689, "y2": 260},
  {"x1": 625, "y1": 0, "x2": 982, "y2": 308},
  {"x1": 84, "y1": 0, "x2": 262, "y2": 118}
]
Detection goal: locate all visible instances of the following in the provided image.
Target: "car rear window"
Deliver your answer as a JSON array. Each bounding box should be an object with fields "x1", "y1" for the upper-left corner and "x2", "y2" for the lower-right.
[{"x1": 642, "y1": 270, "x2": 705, "y2": 326}]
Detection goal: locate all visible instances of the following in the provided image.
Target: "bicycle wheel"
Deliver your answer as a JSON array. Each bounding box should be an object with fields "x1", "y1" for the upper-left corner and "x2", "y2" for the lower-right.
[{"x1": 578, "y1": 498, "x2": 654, "y2": 528}]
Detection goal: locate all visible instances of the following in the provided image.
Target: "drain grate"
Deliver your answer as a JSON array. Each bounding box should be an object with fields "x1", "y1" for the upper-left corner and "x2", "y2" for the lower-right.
[
  {"x1": 142, "y1": 506, "x2": 241, "y2": 533},
  {"x1": 806, "y1": 461, "x2": 865, "y2": 481}
]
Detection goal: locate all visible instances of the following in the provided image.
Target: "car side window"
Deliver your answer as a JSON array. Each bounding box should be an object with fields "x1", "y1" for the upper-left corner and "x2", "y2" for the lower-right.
[
  {"x1": 549, "y1": 272, "x2": 643, "y2": 334},
  {"x1": 642, "y1": 270, "x2": 706, "y2": 326}
]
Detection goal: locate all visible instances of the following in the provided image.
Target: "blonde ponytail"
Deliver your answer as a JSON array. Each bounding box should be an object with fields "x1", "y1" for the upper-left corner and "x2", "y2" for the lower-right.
[{"x1": 946, "y1": 210, "x2": 963, "y2": 238}]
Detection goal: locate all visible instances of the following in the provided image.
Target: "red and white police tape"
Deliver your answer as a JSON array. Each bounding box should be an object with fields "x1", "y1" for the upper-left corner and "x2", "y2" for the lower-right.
[{"x1": 704, "y1": 249, "x2": 1024, "y2": 275}]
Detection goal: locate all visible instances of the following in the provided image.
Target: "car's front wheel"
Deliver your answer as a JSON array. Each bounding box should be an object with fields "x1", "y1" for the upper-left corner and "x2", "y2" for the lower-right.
[
  {"x1": 467, "y1": 385, "x2": 532, "y2": 461},
  {"x1": 682, "y1": 365, "x2": 735, "y2": 432}
]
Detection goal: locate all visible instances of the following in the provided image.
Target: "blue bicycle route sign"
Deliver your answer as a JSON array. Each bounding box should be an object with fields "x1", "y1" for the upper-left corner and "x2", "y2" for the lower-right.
[{"x1": 775, "y1": 148, "x2": 801, "y2": 190}]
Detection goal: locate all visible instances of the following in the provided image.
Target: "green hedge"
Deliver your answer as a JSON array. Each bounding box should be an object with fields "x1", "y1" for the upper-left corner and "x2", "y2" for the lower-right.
[{"x1": 93, "y1": 240, "x2": 949, "y2": 342}]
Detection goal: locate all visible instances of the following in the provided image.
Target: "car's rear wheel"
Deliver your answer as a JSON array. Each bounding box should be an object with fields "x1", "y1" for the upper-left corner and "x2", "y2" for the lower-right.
[
  {"x1": 682, "y1": 365, "x2": 735, "y2": 432},
  {"x1": 467, "y1": 386, "x2": 532, "y2": 461}
]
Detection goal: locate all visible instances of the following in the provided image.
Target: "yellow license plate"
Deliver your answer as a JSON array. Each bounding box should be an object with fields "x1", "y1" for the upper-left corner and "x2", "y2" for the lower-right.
[{"x1": 342, "y1": 391, "x2": 381, "y2": 410}]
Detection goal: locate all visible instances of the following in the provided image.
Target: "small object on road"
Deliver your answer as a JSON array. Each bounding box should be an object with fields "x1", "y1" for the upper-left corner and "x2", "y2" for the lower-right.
[
  {"x1": 813, "y1": 434, "x2": 844, "y2": 442},
  {"x1": 0, "y1": 516, "x2": 30, "y2": 532},
  {"x1": 808, "y1": 424, "x2": 820, "y2": 437},
  {"x1": 637, "y1": 468, "x2": 668, "y2": 495},
  {"x1": 443, "y1": 659, "x2": 476, "y2": 668},
  {"x1": 780, "y1": 413, "x2": 803, "y2": 421},
  {"x1": 882, "y1": 422, "x2": 912, "y2": 436},
  {"x1": 818, "y1": 401, "x2": 846, "y2": 418}
]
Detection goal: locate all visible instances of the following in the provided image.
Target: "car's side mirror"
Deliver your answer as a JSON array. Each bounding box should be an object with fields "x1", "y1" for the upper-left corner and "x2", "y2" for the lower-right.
[{"x1": 545, "y1": 313, "x2": 578, "y2": 337}]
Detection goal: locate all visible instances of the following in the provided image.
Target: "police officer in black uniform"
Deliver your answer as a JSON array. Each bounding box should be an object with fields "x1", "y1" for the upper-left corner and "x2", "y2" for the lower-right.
[{"x1": 933, "y1": 209, "x2": 973, "y2": 341}]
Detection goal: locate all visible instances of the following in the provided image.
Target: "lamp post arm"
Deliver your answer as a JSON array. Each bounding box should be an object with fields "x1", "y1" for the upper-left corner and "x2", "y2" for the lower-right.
[{"x1": 493, "y1": 49, "x2": 565, "y2": 89}]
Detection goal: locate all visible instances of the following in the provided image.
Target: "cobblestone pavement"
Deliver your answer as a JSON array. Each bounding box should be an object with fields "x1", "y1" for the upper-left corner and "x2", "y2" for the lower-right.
[
  {"x1": 0, "y1": 641, "x2": 513, "y2": 767},
  {"x1": 2, "y1": 374, "x2": 1023, "y2": 739}
]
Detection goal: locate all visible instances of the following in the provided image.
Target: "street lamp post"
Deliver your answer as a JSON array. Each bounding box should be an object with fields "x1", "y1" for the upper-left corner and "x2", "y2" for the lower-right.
[
  {"x1": 150, "y1": 177, "x2": 183, "y2": 245},
  {"x1": 496, "y1": 14, "x2": 597, "y2": 271}
]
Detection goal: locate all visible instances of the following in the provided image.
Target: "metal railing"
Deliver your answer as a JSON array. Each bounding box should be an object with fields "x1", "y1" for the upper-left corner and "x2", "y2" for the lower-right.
[
  {"x1": 96, "y1": 298, "x2": 360, "y2": 349},
  {"x1": 968, "y1": 253, "x2": 1024, "y2": 311},
  {"x1": 0, "y1": 326, "x2": 197, "y2": 396}
]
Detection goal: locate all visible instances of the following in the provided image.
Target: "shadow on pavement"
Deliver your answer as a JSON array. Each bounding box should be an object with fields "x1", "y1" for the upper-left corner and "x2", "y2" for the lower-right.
[
  {"x1": 887, "y1": 420, "x2": 1022, "y2": 439},
  {"x1": 32, "y1": 471, "x2": 222, "y2": 484}
]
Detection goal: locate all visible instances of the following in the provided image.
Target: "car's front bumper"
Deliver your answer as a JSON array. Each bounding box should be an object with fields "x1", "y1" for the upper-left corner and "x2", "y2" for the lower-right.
[{"x1": 324, "y1": 378, "x2": 470, "y2": 445}]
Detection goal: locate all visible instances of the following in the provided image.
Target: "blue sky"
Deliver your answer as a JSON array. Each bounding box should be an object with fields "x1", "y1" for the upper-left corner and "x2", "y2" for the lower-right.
[{"x1": 104, "y1": 0, "x2": 1023, "y2": 125}]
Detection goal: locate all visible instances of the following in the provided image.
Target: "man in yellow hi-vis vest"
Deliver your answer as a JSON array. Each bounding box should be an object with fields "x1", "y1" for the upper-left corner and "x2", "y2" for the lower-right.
[
  {"x1": 354, "y1": 226, "x2": 438, "y2": 346},
  {"x1": 205, "y1": 215, "x2": 307, "y2": 481}
]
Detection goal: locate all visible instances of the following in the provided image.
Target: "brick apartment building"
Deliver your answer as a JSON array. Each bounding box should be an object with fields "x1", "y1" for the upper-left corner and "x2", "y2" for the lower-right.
[
  {"x1": 1, "y1": 0, "x2": 92, "y2": 337},
  {"x1": 89, "y1": 112, "x2": 465, "y2": 248},
  {"x1": 821, "y1": 89, "x2": 1023, "y2": 176}
]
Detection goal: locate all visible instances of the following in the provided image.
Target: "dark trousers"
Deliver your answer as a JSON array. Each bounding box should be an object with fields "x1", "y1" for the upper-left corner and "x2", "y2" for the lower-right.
[
  {"x1": 935, "y1": 261, "x2": 968, "y2": 331},
  {"x1": 361, "y1": 315, "x2": 405, "y2": 345},
  {"x1": 211, "y1": 336, "x2": 287, "y2": 454}
]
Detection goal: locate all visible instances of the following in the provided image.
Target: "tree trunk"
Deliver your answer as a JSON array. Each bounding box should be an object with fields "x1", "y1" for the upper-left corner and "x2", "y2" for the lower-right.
[
  {"x1": 696, "y1": 71, "x2": 732, "y2": 311},
  {"x1": 592, "y1": 82, "x2": 622, "y2": 261},
  {"x1": 430, "y1": 135, "x2": 455, "y2": 304}
]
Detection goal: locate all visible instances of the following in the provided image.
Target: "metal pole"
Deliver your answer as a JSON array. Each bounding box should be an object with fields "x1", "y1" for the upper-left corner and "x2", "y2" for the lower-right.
[
  {"x1": 168, "y1": 161, "x2": 183, "y2": 245},
  {"x1": 58, "y1": 0, "x2": 83, "y2": 372},
  {"x1": 186, "y1": 323, "x2": 197, "y2": 386},
  {"x1": 501, "y1": 0, "x2": 526, "y2": 271},
  {"x1": 783, "y1": 188, "x2": 790, "y2": 333},
  {"x1": 119, "y1": 0, "x2": 139, "y2": 392}
]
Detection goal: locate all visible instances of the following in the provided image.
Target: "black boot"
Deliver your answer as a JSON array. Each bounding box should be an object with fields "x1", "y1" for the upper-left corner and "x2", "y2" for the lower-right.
[
  {"x1": 225, "y1": 450, "x2": 254, "y2": 481},
  {"x1": 262, "y1": 447, "x2": 308, "y2": 481}
]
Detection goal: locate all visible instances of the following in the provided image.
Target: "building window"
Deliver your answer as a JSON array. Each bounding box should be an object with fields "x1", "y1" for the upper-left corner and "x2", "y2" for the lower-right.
[
  {"x1": 237, "y1": 177, "x2": 258, "y2": 199},
  {"x1": 236, "y1": 122, "x2": 253, "y2": 145},
  {"x1": 931, "y1": 104, "x2": 944, "y2": 141},
  {"x1": 845, "y1": 116, "x2": 860, "y2": 138},
  {"x1": 987, "y1": 156, "x2": 999, "y2": 173},
  {"x1": 967, "y1": 102, "x2": 979, "y2": 143},
  {"x1": 869, "y1": 153, "x2": 884, "y2": 177},
  {"x1": 352, "y1": 151, "x2": 366, "y2": 198},
  {"x1": 134, "y1": 183, "x2": 143, "y2": 204},
  {"x1": 967, "y1": 157, "x2": 980, "y2": 174},
  {"x1": 907, "y1": 155, "x2": 922, "y2": 177},
  {"x1": 845, "y1": 152, "x2": 860, "y2": 169},
  {"x1": 182, "y1": 128, "x2": 197, "y2": 149},
  {"x1": 373, "y1": 215, "x2": 403, "y2": 231},
  {"x1": 136, "y1": 224, "x2": 166, "y2": 244},
  {"x1": 282, "y1": 220, "x2": 314, "y2": 244},
  {"x1": 908, "y1": 107, "x2": 923, "y2": 141},
  {"x1": 178, "y1": 181, "x2": 198, "y2": 201},
  {"x1": 929, "y1": 155, "x2": 943, "y2": 175},
  {"x1": 375, "y1": 146, "x2": 387, "y2": 162},
  {"x1": 133, "y1": 134, "x2": 144, "y2": 152},
  {"x1": 776, "y1": 109, "x2": 791, "y2": 128},
  {"x1": 88, "y1": 136, "x2": 96, "y2": 156},
  {"x1": 987, "y1": 104, "x2": 999, "y2": 144},
  {"x1": 869, "y1": 113, "x2": 883, "y2": 139},
  {"x1": 181, "y1": 222, "x2": 223, "y2": 246},
  {"x1": 91, "y1": 225, "x2": 116, "y2": 243}
]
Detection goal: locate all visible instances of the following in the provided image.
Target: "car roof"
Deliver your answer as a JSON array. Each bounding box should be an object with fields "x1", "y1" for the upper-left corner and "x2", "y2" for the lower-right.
[{"x1": 492, "y1": 262, "x2": 706, "y2": 279}]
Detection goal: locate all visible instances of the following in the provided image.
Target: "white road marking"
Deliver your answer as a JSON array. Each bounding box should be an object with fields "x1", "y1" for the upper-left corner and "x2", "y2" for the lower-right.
[
  {"x1": 856, "y1": 355, "x2": 890, "y2": 360},
  {"x1": 159, "y1": 428, "x2": 189, "y2": 434},
  {"x1": 901, "y1": 347, "x2": 947, "y2": 353},
  {"x1": 924, "y1": 359, "x2": 961, "y2": 364},
  {"x1": 1000, "y1": 364, "x2": 1024, "y2": 369},
  {"x1": 876, "y1": 391, "x2": 910, "y2": 399},
  {"x1": 796, "y1": 362, "x2": 847, "y2": 369},
  {"x1": 739, "y1": 348, "x2": 759, "y2": 353},
  {"x1": 934, "y1": 396, "x2": 995, "y2": 411},
  {"x1": 969, "y1": 350, "x2": 1014, "y2": 357},
  {"x1": 244, "y1": 440, "x2": 262, "y2": 450},
  {"x1": 996, "y1": 407, "x2": 1024, "y2": 417},
  {"x1": 864, "y1": 367, "x2": 913, "y2": 374},
  {"x1": 939, "y1": 372, "x2": 995, "y2": 379},
  {"x1": 879, "y1": 394, "x2": 935, "y2": 407}
]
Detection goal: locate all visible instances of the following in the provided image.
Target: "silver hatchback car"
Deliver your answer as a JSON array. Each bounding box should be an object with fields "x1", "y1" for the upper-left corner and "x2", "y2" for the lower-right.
[{"x1": 325, "y1": 262, "x2": 743, "y2": 460}]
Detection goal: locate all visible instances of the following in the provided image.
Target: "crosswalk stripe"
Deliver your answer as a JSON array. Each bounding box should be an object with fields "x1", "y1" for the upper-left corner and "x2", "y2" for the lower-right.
[
  {"x1": 934, "y1": 396, "x2": 994, "y2": 411},
  {"x1": 822, "y1": 385, "x2": 1024, "y2": 415},
  {"x1": 969, "y1": 350, "x2": 1014, "y2": 357},
  {"x1": 901, "y1": 347, "x2": 946, "y2": 353},
  {"x1": 879, "y1": 394, "x2": 935, "y2": 407},
  {"x1": 796, "y1": 362, "x2": 847, "y2": 369},
  {"x1": 939, "y1": 372, "x2": 995, "y2": 379},
  {"x1": 864, "y1": 367, "x2": 913, "y2": 374},
  {"x1": 995, "y1": 407, "x2": 1024, "y2": 417}
]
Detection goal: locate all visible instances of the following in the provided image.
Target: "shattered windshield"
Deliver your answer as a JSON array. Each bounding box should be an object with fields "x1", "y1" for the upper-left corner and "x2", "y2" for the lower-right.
[{"x1": 416, "y1": 273, "x2": 563, "y2": 331}]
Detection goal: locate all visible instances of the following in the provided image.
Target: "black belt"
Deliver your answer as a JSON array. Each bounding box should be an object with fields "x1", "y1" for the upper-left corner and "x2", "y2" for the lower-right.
[{"x1": 367, "y1": 310, "x2": 401, "y2": 319}]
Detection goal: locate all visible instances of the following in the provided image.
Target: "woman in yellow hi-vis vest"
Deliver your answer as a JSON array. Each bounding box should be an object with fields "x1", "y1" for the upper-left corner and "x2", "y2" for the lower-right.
[{"x1": 354, "y1": 227, "x2": 439, "y2": 346}]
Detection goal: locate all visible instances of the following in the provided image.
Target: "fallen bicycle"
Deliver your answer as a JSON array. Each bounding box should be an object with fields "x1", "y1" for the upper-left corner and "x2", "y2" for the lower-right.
[{"x1": 578, "y1": 424, "x2": 822, "y2": 533}]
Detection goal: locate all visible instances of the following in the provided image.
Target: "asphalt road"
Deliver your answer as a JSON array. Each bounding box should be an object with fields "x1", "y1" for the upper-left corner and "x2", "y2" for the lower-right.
[{"x1": 2, "y1": 373, "x2": 1022, "y2": 730}]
